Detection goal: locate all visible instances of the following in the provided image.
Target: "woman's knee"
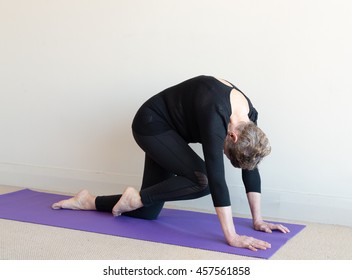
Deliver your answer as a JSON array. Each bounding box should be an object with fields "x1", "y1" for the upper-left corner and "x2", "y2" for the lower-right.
[
  {"x1": 194, "y1": 171, "x2": 209, "y2": 191},
  {"x1": 122, "y1": 203, "x2": 164, "y2": 220}
]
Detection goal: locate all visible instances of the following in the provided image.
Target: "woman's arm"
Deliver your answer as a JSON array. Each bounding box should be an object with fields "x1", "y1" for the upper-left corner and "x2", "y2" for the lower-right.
[
  {"x1": 246, "y1": 192, "x2": 290, "y2": 233},
  {"x1": 242, "y1": 168, "x2": 290, "y2": 233},
  {"x1": 246, "y1": 192, "x2": 264, "y2": 225},
  {"x1": 215, "y1": 206, "x2": 237, "y2": 242},
  {"x1": 215, "y1": 206, "x2": 271, "y2": 251}
]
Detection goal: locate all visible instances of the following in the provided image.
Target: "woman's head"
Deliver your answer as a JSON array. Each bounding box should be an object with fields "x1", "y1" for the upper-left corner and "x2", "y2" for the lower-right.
[{"x1": 224, "y1": 121, "x2": 271, "y2": 170}]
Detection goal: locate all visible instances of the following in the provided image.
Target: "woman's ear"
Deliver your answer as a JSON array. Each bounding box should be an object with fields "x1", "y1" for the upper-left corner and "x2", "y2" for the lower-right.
[{"x1": 229, "y1": 132, "x2": 238, "y2": 143}]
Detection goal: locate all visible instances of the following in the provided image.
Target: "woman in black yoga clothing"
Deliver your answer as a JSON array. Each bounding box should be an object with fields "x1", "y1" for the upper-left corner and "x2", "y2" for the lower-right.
[{"x1": 52, "y1": 75, "x2": 289, "y2": 251}]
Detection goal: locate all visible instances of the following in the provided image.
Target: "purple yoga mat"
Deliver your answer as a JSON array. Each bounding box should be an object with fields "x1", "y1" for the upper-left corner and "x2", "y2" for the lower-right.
[{"x1": 0, "y1": 189, "x2": 305, "y2": 258}]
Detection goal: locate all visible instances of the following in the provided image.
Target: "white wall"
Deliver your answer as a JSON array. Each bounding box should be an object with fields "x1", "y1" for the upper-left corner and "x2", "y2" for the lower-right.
[{"x1": 1, "y1": 0, "x2": 351, "y2": 227}]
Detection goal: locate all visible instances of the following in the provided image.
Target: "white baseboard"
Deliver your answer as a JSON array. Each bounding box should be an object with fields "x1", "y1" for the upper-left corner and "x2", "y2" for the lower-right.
[
  {"x1": 171, "y1": 187, "x2": 352, "y2": 227},
  {"x1": 238, "y1": 187, "x2": 352, "y2": 227},
  {"x1": 1, "y1": 162, "x2": 351, "y2": 227},
  {"x1": 0, "y1": 162, "x2": 137, "y2": 195}
]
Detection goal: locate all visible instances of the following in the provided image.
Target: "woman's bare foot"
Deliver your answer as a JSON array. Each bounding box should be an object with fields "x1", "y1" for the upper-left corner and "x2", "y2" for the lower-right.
[
  {"x1": 112, "y1": 187, "x2": 143, "y2": 216},
  {"x1": 51, "y1": 189, "x2": 96, "y2": 210}
]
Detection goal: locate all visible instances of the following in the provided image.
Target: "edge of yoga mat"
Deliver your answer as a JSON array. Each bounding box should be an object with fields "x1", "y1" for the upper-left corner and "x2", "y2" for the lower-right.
[{"x1": 0, "y1": 189, "x2": 306, "y2": 259}]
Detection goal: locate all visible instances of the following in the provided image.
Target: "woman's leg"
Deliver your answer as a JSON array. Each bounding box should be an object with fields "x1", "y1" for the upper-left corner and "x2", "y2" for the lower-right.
[
  {"x1": 54, "y1": 130, "x2": 210, "y2": 220},
  {"x1": 95, "y1": 153, "x2": 172, "y2": 219},
  {"x1": 108, "y1": 130, "x2": 210, "y2": 218},
  {"x1": 133, "y1": 130, "x2": 210, "y2": 205},
  {"x1": 97, "y1": 130, "x2": 210, "y2": 219}
]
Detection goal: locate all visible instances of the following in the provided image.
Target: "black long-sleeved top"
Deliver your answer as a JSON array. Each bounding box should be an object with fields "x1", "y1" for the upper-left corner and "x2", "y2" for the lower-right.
[{"x1": 132, "y1": 75, "x2": 261, "y2": 207}]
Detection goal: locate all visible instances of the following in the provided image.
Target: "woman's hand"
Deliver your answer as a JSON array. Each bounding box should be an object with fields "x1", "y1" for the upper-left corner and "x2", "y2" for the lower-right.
[
  {"x1": 254, "y1": 220, "x2": 290, "y2": 234},
  {"x1": 228, "y1": 234, "x2": 271, "y2": 251}
]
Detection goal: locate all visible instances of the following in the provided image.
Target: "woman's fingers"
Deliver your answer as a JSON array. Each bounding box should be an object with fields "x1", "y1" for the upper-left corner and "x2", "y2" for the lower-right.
[
  {"x1": 255, "y1": 221, "x2": 290, "y2": 234},
  {"x1": 230, "y1": 234, "x2": 272, "y2": 251},
  {"x1": 278, "y1": 224, "x2": 290, "y2": 233},
  {"x1": 252, "y1": 240, "x2": 271, "y2": 251},
  {"x1": 258, "y1": 223, "x2": 272, "y2": 233},
  {"x1": 269, "y1": 223, "x2": 290, "y2": 233},
  {"x1": 244, "y1": 237, "x2": 271, "y2": 251}
]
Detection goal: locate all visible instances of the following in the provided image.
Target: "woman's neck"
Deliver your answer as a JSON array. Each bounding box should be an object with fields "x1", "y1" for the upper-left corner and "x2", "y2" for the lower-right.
[{"x1": 229, "y1": 89, "x2": 250, "y2": 127}]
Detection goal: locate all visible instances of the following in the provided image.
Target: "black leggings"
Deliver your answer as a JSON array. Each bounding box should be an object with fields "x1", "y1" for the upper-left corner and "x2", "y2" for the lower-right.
[{"x1": 95, "y1": 130, "x2": 210, "y2": 220}]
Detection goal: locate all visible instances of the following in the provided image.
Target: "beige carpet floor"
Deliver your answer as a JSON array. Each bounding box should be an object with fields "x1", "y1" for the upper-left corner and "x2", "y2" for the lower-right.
[{"x1": 0, "y1": 185, "x2": 351, "y2": 260}]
